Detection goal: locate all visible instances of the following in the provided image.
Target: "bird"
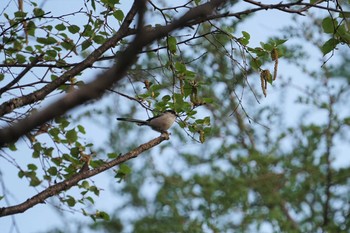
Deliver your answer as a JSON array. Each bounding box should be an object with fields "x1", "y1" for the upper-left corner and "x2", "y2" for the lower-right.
[{"x1": 116, "y1": 110, "x2": 177, "y2": 133}]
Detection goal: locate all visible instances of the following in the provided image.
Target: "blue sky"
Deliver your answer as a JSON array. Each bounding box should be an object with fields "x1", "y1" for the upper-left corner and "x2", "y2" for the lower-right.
[{"x1": 1, "y1": 1, "x2": 349, "y2": 232}]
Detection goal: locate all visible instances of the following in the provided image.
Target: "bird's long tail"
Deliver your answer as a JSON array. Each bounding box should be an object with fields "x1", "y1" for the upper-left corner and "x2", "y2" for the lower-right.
[{"x1": 116, "y1": 118, "x2": 147, "y2": 125}]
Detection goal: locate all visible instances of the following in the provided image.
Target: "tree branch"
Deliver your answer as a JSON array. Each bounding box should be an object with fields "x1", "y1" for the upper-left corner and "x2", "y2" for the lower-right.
[
  {"x1": 0, "y1": 133, "x2": 169, "y2": 217},
  {"x1": 0, "y1": 0, "x2": 227, "y2": 145},
  {"x1": 0, "y1": 1, "x2": 138, "y2": 118}
]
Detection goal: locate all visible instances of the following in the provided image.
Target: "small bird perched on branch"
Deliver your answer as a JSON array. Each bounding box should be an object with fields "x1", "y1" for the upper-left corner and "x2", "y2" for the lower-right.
[{"x1": 117, "y1": 110, "x2": 177, "y2": 133}]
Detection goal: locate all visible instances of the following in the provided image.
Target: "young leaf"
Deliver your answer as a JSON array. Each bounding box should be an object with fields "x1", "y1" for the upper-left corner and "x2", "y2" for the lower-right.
[
  {"x1": 47, "y1": 166, "x2": 57, "y2": 175},
  {"x1": 119, "y1": 164, "x2": 132, "y2": 175},
  {"x1": 81, "y1": 39, "x2": 92, "y2": 51},
  {"x1": 322, "y1": 17, "x2": 337, "y2": 34},
  {"x1": 68, "y1": 25, "x2": 80, "y2": 34},
  {"x1": 55, "y1": 23, "x2": 66, "y2": 31},
  {"x1": 242, "y1": 31, "x2": 250, "y2": 40},
  {"x1": 28, "y1": 164, "x2": 38, "y2": 170},
  {"x1": 66, "y1": 196, "x2": 76, "y2": 207},
  {"x1": 321, "y1": 38, "x2": 339, "y2": 55},
  {"x1": 33, "y1": 8, "x2": 45, "y2": 17},
  {"x1": 77, "y1": 125, "x2": 86, "y2": 134},
  {"x1": 167, "y1": 36, "x2": 177, "y2": 54},
  {"x1": 93, "y1": 35, "x2": 105, "y2": 44},
  {"x1": 113, "y1": 10, "x2": 124, "y2": 22},
  {"x1": 97, "y1": 211, "x2": 110, "y2": 221},
  {"x1": 66, "y1": 129, "x2": 78, "y2": 143}
]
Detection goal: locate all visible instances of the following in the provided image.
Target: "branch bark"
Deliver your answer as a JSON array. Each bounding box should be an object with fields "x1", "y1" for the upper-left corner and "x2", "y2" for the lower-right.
[
  {"x1": 0, "y1": 133, "x2": 169, "y2": 217},
  {"x1": 0, "y1": 0, "x2": 227, "y2": 145},
  {"x1": 0, "y1": 1, "x2": 138, "y2": 118}
]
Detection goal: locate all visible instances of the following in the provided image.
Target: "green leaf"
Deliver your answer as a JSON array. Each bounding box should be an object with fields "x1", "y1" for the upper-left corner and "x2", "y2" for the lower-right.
[
  {"x1": 51, "y1": 157, "x2": 62, "y2": 166},
  {"x1": 56, "y1": 117, "x2": 70, "y2": 129},
  {"x1": 81, "y1": 39, "x2": 92, "y2": 51},
  {"x1": 68, "y1": 25, "x2": 80, "y2": 34},
  {"x1": 162, "y1": 95, "x2": 171, "y2": 102},
  {"x1": 8, "y1": 143, "x2": 17, "y2": 151},
  {"x1": 49, "y1": 127, "x2": 59, "y2": 137},
  {"x1": 29, "y1": 177, "x2": 41, "y2": 187},
  {"x1": 47, "y1": 166, "x2": 57, "y2": 175},
  {"x1": 33, "y1": 142, "x2": 41, "y2": 152},
  {"x1": 89, "y1": 186, "x2": 100, "y2": 196},
  {"x1": 77, "y1": 125, "x2": 86, "y2": 134},
  {"x1": 70, "y1": 147, "x2": 80, "y2": 157},
  {"x1": 175, "y1": 62, "x2": 186, "y2": 74},
  {"x1": 18, "y1": 170, "x2": 24, "y2": 178},
  {"x1": 261, "y1": 42, "x2": 273, "y2": 51},
  {"x1": 85, "y1": 196, "x2": 94, "y2": 204},
  {"x1": 0, "y1": 73, "x2": 4, "y2": 81},
  {"x1": 107, "y1": 153, "x2": 119, "y2": 159},
  {"x1": 167, "y1": 36, "x2": 177, "y2": 54},
  {"x1": 336, "y1": 24, "x2": 350, "y2": 43},
  {"x1": 242, "y1": 31, "x2": 250, "y2": 40},
  {"x1": 250, "y1": 58, "x2": 262, "y2": 71},
  {"x1": 27, "y1": 21, "x2": 36, "y2": 36},
  {"x1": 13, "y1": 40, "x2": 23, "y2": 51},
  {"x1": 36, "y1": 37, "x2": 57, "y2": 45},
  {"x1": 103, "y1": 0, "x2": 120, "y2": 5},
  {"x1": 321, "y1": 38, "x2": 339, "y2": 55},
  {"x1": 55, "y1": 23, "x2": 66, "y2": 31},
  {"x1": 32, "y1": 151, "x2": 40, "y2": 158},
  {"x1": 43, "y1": 147, "x2": 54, "y2": 157},
  {"x1": 52, "y1": 46, "x2": 62, "y2": 52},
  {"x1": 239, "y1": 31, "x2": 250, "y2": 45},
  {"x1": 195, "y1": 0, "x2": 201, "y2": 5},
  {"x1": 322, "y1": 17, "x2": 337, "y2": 34},
  {"x1": 93, "y1": 35, "x2": 105, "y2": 44},
  {"x1": 66, "y1": 129, "x2": 78, "y2": 143},
  {"x1": 33, "y1": 8, "x2": 45, "y2": 17},
  {"x1": 113, "y1": 10, "x2": 124, "y2": 22},
  {"x1": 28, "y1": 164, "x2": 38, "y2": 170},
  {"x1": 44, "y1": 25, "x2": 53, "y2": 32},
  {"x1": 66, "y1": 196, "x2": 76, "y2": 207},
  {"x1": 16, "y1": 54, "x2": 26, "y2": 64},
  {"x1": 274, "y1": 39, "x2": 287, "y2": 46},
  {"x1": 119, "y1": 164, "x2": 132, "y2": 175},
  {"x1": 46, "y1": 49, "x2": 57, "y2": 58},
  {"x1": 202, "y1": 97, "x2": 214, "y2": 104},
  {"x1": 239, "y1": 38, "x2": 249, "y2": 46},
  {"x1": 91, "y1": 0, "x2": 96, "y2": 10},
  {"x1": 115, "y1": 164, "x2": 132, "y2": 182},
  {"x1": 14, "y1": 11, "x2": 27, "y2": 18},
  {"x1": 82, "y1": 25, "x2": 92, "y2": 37},
  {"x1": 343, "y1": 117, "x2": 350, "y2": 125},
  {"x1": 97, "y1": 211, "x2": 110, "y2": 221},
  {"x1": 81, "y1": 180, "x2": 90, "y2": 189},
  {"x1": 36, "y1": 37, "x2": 46, "y2": 44},
  {"x1": 61, "y1": 40, "x2": 75, "y2": 51}
]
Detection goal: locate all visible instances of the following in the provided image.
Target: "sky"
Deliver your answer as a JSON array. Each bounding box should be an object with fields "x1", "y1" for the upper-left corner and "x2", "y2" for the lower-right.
[{"x1": 1, "y1": 1, "x2": 349, "y2": 233}]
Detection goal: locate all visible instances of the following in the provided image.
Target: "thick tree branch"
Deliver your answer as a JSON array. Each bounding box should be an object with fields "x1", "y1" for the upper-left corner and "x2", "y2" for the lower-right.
[
  {"x1": 1, "y1": 2, "x2": 346, "y2": 69},
  {"x1": 0, "y1": 0, "x2": 227, "y2": 145},
  {"x1": 0, "y1": 2, "x2": 138, "y2": 118},
  {"x1": 0, "y1": 133, "x2": 169, "y2": 217}
]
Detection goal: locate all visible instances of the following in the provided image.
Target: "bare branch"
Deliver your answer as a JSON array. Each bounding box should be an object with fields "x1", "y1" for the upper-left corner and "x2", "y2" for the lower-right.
[
  {"x1": 0, "y1": 133, "x2": 169, "y2": 217},
  {"x1": 0, "y1": 2, "x2": 139, "y2": 117},
  {"x1": 0, "y1": 0, "x2": 227, "y2": 145},
  {"x1": 0, "y1": 55, "x2": 43, "y2": 96}
]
